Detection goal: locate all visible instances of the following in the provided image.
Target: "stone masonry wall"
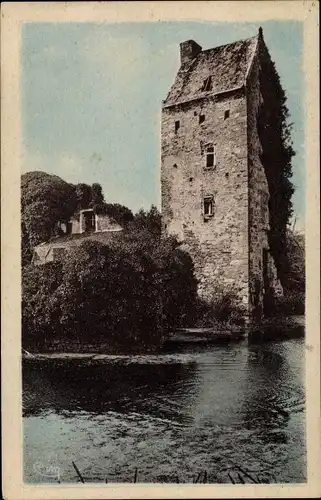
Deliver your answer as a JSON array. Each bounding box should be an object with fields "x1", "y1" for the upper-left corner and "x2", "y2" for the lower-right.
[
  {"x1": 246, "y1": 42, "x2": 283, "y2": 318},
  {"x1": 161, "y1": 91, "x2": 250, "y2": 308}
]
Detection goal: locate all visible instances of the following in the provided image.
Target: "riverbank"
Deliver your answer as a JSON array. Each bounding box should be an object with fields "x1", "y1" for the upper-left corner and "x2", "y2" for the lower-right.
[{"x1": 22, "y1": 316, "x2": 304, "y2": 359}]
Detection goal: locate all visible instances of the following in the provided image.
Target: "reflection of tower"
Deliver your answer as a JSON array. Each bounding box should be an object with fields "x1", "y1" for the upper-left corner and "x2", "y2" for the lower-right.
[
  {"x1": 240, "y1": 344, "x2": 306, "y2": 482},
  {"x1": 242, "y1": 345, "x2": 291, "y2": 432},
  {"x1": 187, "y1": 346, "x2": 248, "y2": 427},
  {"x1": 161, "y1": 28, "x2": 283, "y2": 318}
]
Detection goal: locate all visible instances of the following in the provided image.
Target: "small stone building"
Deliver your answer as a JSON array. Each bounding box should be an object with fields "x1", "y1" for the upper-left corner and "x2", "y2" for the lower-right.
[
  {"x1": 161, "y1": 28, "x2": 283, "y2": 317},
  {"x1": 33, "y1": 209, "x2": 123, "y2": 265}
]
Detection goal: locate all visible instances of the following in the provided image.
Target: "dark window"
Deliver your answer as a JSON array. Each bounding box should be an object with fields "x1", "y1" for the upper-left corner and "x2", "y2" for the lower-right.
[
  {"x1": 225, "y1": 172, "x2": 229, "y2": 178},
  {"x1": 199, "y1": 114, "x2": 205, "y2": 124},
  {"x1": 175, "y1": 120, "x2": 180, "y2": 133},
  {"x1": 173, "y1": 163, "x2": 178, "y2": 168},
  {"x1": 202, "y1": 76, "x2": 212, "y2": 92},
  {"x1": 203, "y1": 196, "x2": 214, "y2": 217},
  {"x1": 205, "y1": 145, "x2": 216, "y2": 168},
  {"x1": 224, "y1": 110, "x2": 230, "y2": 120},
  {"x1": 83, "y1": 210, "x2": 96, "y2": 232},
  {"x1": 189, "y1": 177, "x2": 193, "y2": 182}
]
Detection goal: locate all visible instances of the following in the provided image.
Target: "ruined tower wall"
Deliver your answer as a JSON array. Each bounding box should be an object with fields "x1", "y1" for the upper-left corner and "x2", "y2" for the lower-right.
[
  {"x1": 161, "y1": 92, "x2": 250, "y2": 306},
  {"x1": 246, "y1": 42, "x2": 283, "y2": 316}
]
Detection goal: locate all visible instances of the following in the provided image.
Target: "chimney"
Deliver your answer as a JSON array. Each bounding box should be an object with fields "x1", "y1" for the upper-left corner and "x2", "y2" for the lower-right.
[{"x1": 180, "y1": 40, "x2": 202, "y2": 65}]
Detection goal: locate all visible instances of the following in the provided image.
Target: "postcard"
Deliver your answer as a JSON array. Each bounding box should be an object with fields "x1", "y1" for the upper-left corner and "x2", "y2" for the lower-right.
[{"x1": 1, "y1": 1, "x2": 320, "y2": 498}]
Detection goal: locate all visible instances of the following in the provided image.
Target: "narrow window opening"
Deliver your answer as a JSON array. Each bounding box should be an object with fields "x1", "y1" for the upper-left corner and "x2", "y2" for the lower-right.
[
  {"x1": 199, "y1": 114, "x2": 205, "y2": 124},
  {"x1": 173, "y1": 163, "x2": 178, "y2": 168},
  {"x1": 205, "y1": 144, "x2": 216, "y2": 168},
  {"x1": 225, "y1": 172, "x2": 229, "y2": 178},
  {"x1": 224, "y1": 110, "x2": 230, "y2": 120},
  {"x1": 175, "y1": 120, "x2": 180, "y2": 133},
  {"x1": 202, "y1": 76, "x2": 212, "y2": 92},
  {"x1": 203, "y1": 196, "x2": 214, "y2": 217},
  {"x1": 189, "y1": 177, "x2": 193, "y2": 182}
]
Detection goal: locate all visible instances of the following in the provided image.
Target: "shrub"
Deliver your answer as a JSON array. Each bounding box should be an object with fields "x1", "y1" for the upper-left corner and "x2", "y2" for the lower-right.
[
  {"x1": 195, "y1": 284, "x2": 246, "y2": 328},
  {"x1": 271, "y1": 289, "x2": 305, "y2": 316},
  {"x1": 21, "y1": 231, "x2": 198, "y2": 352}
]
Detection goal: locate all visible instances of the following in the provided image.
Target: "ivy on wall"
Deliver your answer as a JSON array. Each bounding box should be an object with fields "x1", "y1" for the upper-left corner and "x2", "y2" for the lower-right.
[{"x1": 258, "y1": 41, "x2": 296, "y2": 289}]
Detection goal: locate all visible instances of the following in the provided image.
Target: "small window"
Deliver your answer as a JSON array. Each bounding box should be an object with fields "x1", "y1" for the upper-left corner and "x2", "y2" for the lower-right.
[
  {"x1": 203, "y1": 196, "x2": 214, "y2": 217},
  {"x1": 224, "y1": 110, "x2": 230, "y2": 120},
  {"x1": 175, "y1": 120, "x2": 180, "y2": 133},
  {"x1": 205, "y1": 144, "x2": 216, "y2": 168},
  {"x1": 225, "y1": 172, "x2": 229, "y2": 178},
  {"x1": 199, "y1": 114, "x2": 205, "y2": 124},
  {"x1": 189, "y1": 177, "x2": 193, "y2": 182},
  {"x1": 173, "y1": 163, "x2": 178, "y2": 168},
  {"x1": 202, "y1": 76, "x2": 212, "y2": 92}
]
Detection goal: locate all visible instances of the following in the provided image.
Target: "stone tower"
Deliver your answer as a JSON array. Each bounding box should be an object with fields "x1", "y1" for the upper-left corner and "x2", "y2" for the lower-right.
[{"x1": 161, "y1": 29, "x2": 282, "y2": 318}]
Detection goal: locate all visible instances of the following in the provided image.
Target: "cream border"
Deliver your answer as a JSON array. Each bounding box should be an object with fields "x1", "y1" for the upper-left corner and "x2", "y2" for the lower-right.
[{"x1": 1, "y1": 1, "x2": 320, "y2": 499}]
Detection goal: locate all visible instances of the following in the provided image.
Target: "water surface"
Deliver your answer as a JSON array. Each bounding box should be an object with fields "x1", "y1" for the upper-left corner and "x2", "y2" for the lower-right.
[{"x1": 23, "y1": 339, "x2": 306, "y2": 483}]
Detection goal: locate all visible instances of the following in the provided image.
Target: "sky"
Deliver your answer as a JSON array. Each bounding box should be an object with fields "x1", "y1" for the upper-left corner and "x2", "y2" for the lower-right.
[{"x1": 21, "y1": 20, "x2": 304, "y2": 230}]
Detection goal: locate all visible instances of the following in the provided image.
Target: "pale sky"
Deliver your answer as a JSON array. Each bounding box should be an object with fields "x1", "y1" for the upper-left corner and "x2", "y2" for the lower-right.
[{"x1": 22, "y1": 20, "x2": 304, "y2": 230}]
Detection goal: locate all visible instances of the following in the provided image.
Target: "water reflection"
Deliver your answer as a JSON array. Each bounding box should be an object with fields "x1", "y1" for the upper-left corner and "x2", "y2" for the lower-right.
[
  {"x1": 23, "y1": 359, "x2": 198, "y2": 423},
  {"x1": 23, "y1": 340, "x2": 306, "y2": 484}
]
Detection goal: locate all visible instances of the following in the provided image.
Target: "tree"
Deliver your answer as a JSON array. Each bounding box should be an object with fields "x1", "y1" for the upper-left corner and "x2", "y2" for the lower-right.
[
  {"x1": 22, "y1": 261, "x2": 63, "y2": 347},
  {"x1": 21, "y1": 232, "x2": 198, "y2": 352},
  {"x1": 90, "y1": 183, "x2": 105, "y2": 213},
  {"x1": 258, "y1": 42, "x2": 296, "y2": 287},
  {"x1": 285, "y1": 229, "x2": 305, "y2": 292},
  {"x1": 21, "y1": 171, "x2": 77, "y2": 248},
  {"x1": 101, "y1": 203, "x2": 134, "y2": 227},
  {"x1": 131, "y1": 205, "x2": 162, "y2": 235},
  {"x1": 74, "y1": 183, "x2": 93, "y2": 212}
]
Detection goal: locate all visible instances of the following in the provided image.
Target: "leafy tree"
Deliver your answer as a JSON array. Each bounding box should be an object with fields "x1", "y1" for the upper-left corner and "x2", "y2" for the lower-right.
[
  {"x1": 21, "y1": 171, "x2": 77, "y2": 248},
  {"x1": 21, "y1": 221, "x2": 33, "y2": 267},
  {"x1": 22, "y1": 261, "x2": 63, "y2": 347},
  {"x1": 258, "y1": 42, "x2": 296, "y2": 287},
  {"x1": 90, "y1": 183, "x2": 105, "y2": 213},
  {"x1": 100, "y1": 203, "x2": 134, "y2": 226},
  {"x1": 74, "y1": 183, "x2": 92, "y2": 212},
  {"x1": 285, "y1": 229, "x2": 305, "y2": 292},
  {"x1": 131, "y1": 205, "x2": 162, "y2": 235},
  {"x1": 21, "y1": 232, "x2": 198, "y2": 352}
]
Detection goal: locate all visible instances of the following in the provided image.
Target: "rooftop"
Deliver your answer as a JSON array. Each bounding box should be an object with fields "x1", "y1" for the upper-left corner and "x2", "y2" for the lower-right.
[{"x1": 163, "y1": 33, "x2": 260, "y2": 107}]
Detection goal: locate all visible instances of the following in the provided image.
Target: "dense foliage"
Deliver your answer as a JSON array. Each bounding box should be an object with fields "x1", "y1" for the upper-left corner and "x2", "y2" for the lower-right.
[
  {"x1": 99, "y1": 203, "x2": 134, "y2": 226},
  {"x1": 21, "y1": 171, "x2": 135, "y2": 265},
  {"x1": 258, "y1": 41, "x2": 296, "y2": 287},
  {"x1": 22, "y1": 226, "x2": 198, "y2": 353},
  {"x1": 272, "y1": 229, "x2": 305, "y2": 315},
  {"x1": 21, "y1": 171, "x2": 77, "y2": 249},
  {"x1": 285, "y1": 229, "x2": 305, "y2": 292}
]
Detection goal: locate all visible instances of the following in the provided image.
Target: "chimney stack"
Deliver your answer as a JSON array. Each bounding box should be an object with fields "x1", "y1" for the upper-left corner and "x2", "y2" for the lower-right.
[{"x1": 180, "y1": 40, "x2": 202, "y2": 65}]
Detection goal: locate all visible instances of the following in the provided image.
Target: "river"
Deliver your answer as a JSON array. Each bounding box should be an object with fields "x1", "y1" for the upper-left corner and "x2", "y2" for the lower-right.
[{"x1": 23, "y1": 338, "x2": 306, "y2": 484}]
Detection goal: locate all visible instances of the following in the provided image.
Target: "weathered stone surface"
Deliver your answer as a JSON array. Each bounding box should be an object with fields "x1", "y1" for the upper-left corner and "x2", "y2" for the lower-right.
[{"x1": 161, "y1": 30, "x2": 283, "y2": 318}]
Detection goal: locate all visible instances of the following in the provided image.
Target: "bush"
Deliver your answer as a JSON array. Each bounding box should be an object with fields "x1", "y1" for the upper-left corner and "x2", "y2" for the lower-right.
[
  {"x1": 21, "y1": 231, "x2": 198, "y2": 353},
  {"x1": 195, "y1": 284, "x2": 246, "y2": 328},
  {"x1": 271, "y1": 289, "x2": 305, "y2": 316}
]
